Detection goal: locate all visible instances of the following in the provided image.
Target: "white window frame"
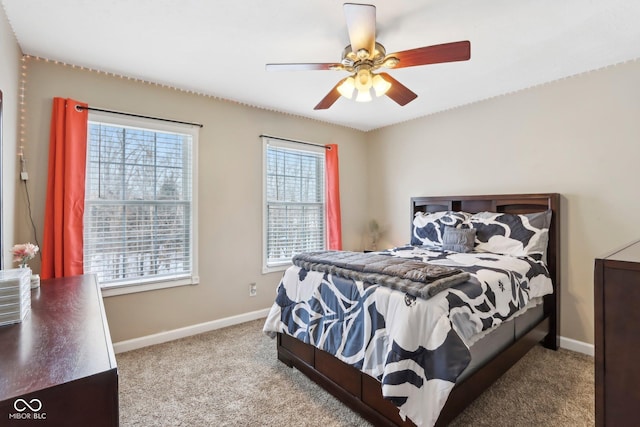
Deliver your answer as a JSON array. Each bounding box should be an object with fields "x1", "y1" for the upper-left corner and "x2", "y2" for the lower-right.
[
  {"x1": 262, "y1": 136, "x2": 326, "y2": 273},
  {"x1": 85, "y1": 111, "x2": 199, "y2": 297}
]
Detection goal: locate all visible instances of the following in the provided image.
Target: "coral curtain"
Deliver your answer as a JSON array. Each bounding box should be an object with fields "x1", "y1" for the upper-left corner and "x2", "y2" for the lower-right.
[
  {"x1": 325, "y1": 144, "x2": 342, "y2": 250},
  {"x1": 41, "y1": 98, "x2": 88, "y2": 279}
]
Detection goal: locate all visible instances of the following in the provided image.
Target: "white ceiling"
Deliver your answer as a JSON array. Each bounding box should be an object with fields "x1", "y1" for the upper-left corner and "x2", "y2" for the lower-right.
[{"x1": 2, "y1": 0, "x2": 640, "y2": 131}]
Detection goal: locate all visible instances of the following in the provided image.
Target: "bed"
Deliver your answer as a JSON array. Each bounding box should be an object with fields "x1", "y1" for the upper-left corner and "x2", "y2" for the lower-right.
[{"x1": 263, "y1": 193, "x2": 560, "y2": 426}]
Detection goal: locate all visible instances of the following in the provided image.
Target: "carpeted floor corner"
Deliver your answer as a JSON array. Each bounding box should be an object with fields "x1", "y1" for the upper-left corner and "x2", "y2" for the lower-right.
[
  {"x1": 116, "y1": 319, "x2": 594, "y2": 426},
  {"x1": 448, "y1": 346, "x2": 594, "y2": 426}
]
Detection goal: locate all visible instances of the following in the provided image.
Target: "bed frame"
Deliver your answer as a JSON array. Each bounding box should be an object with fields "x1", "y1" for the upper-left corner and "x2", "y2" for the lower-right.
[{"x1": 276, "y1": 193, "x2": 560, "y2": 426}]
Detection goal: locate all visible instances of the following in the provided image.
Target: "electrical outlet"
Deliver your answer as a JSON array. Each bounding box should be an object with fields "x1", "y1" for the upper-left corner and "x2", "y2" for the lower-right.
[{"x1": 249, "y1": 283, "x2": 257, "y2": 297}]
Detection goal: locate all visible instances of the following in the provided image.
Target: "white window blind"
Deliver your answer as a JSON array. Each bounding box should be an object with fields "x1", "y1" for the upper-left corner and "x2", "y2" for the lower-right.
[
  {"x1": 84, "y1": 113, "x2": 198, "y2": 289},
  {"x1": 263, "y1": 137, "x2": 326, "y2": 270}
]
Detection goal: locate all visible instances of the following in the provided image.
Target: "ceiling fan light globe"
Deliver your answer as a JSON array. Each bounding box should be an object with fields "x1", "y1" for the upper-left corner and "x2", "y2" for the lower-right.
[
  {"x1": 372, "y1": 74, "x2": 392, "y2": 97},
  {"x1": 355, "y1": 69, "x2": 372, "y2": 92},
  {"x1": 355, "y1": 89, "x2": 372, "y2": 103},
  {"x1": 337, "y1": 76, "x2": 356, "y2": 99}
]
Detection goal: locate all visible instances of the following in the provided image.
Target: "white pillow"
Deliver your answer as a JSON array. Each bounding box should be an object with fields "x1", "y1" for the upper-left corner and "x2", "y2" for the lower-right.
[{"x1": 465, "y1": 210, "x2": 552, "y2": 259}]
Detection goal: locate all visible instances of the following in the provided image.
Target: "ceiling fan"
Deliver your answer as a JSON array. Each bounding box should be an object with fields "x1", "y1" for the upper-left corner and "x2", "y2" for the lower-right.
[{"x1": 266, "y1": 3, "x2": 471, "y2": 110}]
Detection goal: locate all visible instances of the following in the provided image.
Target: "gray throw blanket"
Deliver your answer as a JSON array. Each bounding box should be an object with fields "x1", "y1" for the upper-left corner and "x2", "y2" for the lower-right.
[{"x1": 292, "y1": 250, "x2": 470, "y2": 300}]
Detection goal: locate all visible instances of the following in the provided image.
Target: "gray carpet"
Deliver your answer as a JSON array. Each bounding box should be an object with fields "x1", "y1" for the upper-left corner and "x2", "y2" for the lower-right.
[{"x1": 117, "y1": 319, "x2": 594, "y2": 426}]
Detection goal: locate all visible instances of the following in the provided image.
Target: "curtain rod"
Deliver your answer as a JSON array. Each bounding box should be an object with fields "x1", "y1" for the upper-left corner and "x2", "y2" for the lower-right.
[
  {"x1": 260, "y1": 134, "x2": 330, "y2": 149},
  {"x1": 76, "y1": 105, "x2": 203, "y2": 128}
]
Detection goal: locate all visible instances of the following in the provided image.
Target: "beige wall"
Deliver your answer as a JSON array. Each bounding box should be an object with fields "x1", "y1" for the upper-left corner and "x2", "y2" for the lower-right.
[
  {"x1": 0, "y1": 8, "x2": 21, "y2": 268},
  {"x1": 19, "y1": 58, "x2": 369, "y2": 342},
  {"x1": 367, "y1": 60, "x2": 640, "y2": 345}
]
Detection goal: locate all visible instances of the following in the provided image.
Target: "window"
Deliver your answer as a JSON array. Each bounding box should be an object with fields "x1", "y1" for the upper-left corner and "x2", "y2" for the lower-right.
[
  {"x1": 84, "y1": 112, "x2": 198, "y2": 295},
  {"x1": 263, "y1": 137, "x2": 326, "y2": 272}
]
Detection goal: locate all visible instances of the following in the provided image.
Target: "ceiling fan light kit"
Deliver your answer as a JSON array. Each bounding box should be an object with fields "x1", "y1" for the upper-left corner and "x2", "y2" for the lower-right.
[
  {"x1": 266, "y1": 3, "x2": 471, "y2": 110},
  {"x1": 355, "y1": 87, "x2": 372, "y2": 103},
  {"x1": 338, "y1": 70, "x2": 392, "y2": 101},
  {"x1": 372, "y1": 74, "x2": 392, "y2": 96},
  {"x1": 337, "y1": 76, "x2": 356, "y2": 99}
]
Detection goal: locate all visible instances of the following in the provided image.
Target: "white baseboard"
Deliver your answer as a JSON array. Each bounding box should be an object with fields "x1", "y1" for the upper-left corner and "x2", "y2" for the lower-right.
[
  {"x1": 560, "y1": 336, "x2": 594, "y2": 357},
  {"x1": 114, "y1": 311, "x2": 595, "y2": 358},
  {"x1": 113, "y1": 307, "x2": 271, "y2": 354}
]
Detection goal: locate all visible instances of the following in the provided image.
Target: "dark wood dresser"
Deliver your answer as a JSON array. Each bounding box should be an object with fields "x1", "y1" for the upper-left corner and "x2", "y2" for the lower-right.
[
  {"x1": 595, "y1": 240, "x2": 640, "y2": 427},
  {"x1": 0, "y1": 274, "x2": 118, "y2": 426}
]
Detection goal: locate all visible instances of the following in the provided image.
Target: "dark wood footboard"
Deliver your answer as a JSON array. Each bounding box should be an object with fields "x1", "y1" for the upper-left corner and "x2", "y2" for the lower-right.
[
  {"x1": 276, "y1": 193, "x2": 560, "y2": 426},
  {"x1": 277, "y1": 316, "x2": 549, "y2": 426}
]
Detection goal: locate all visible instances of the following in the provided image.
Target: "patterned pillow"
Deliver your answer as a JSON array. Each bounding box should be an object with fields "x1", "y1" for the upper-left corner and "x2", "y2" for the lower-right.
[
  {"x1": 442, "y1": 227, "x2": 476, "y2": 253},
  {"x1": 465, "y1": 210, "x2": 552, "y2": 259},
  {"x1": 411, "y1": 211, "x2": 471, "y2": 247}
]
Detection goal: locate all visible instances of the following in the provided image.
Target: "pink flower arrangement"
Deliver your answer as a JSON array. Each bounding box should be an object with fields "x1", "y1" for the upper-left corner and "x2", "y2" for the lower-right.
[{"x1": 11, "y1": 243, "x2": 39, "y2": 268}]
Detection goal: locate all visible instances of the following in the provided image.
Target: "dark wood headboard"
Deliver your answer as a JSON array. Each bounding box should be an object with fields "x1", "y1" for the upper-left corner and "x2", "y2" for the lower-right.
[{"x1": 410, "y1": 193, "x2": 561, "y2": 349}]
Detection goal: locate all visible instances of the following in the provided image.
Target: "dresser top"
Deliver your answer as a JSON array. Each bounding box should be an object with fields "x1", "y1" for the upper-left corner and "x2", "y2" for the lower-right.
[
  {"x1": 0, "y1": 274, "x2": 116, "y2": 402},
  {"x1": 598, "y1": 240, "x2": 640, "y2": 267}
]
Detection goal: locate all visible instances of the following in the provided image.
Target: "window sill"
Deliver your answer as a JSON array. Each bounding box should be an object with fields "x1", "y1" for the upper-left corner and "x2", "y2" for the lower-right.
[
  {"x1": 100, "y1": 276, "x2": 199, "y2": 297},
  {"x1": 262, "y1": 263, "x2": 291, "y2": 274}
]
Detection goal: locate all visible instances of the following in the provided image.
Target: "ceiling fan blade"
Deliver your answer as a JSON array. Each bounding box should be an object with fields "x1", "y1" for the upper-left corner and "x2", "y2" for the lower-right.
[
  {"x1": 314, "y1": 78, "x2": 348, "y2": 110},
  {"x1": 344, "y1": 3, "x2": 376, "y2": 56},
  {"x1": 389, "y1": 41, "x2": 471, "y2": 69},
  {"x1": 378, "y1": 73, "x2": 417, "y2": 106},
  {"x1": 266, "y1": 63, "x2": 340, "y2": 71}
]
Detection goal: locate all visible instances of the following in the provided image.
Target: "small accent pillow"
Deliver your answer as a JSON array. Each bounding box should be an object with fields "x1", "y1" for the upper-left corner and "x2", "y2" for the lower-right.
[
  {"x1": 465, "y1": 210, "x2": 552, "y2": 259},
  {"x1": 442, "y1": 227, "x2": 476, "y2": 253},
  {"x1": 411, "y1": 211, "x2": 471, "y2": 247}
]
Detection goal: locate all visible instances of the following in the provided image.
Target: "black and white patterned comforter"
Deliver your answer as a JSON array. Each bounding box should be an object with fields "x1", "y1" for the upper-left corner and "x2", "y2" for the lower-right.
[{"x1": 263, "y1": 245, "x2": 553, "y2": 427}]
